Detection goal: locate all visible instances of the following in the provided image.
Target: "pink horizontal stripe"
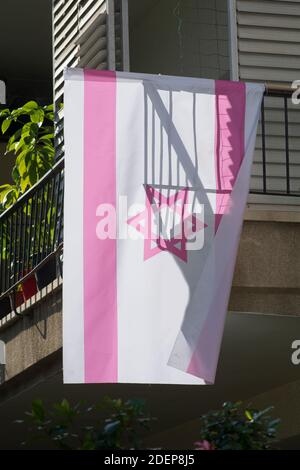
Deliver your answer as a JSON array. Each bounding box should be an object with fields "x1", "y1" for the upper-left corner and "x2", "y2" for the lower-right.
[{"x1": 84, "y1": 70, "x2": 117, "y2": 383}]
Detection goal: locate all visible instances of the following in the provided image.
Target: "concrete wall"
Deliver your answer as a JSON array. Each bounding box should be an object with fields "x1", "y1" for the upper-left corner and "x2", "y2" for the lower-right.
[
  {"x1": 230, "y1": 218, "x2": 300, "y2": 315},
  {"x1": 0, "y1": 286, "x2": 62, "y2": 383}
]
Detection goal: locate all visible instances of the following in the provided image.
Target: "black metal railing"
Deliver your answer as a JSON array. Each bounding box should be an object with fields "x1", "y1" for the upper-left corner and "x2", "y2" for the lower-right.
[
  {"x1": 251, "y1": 86, "x2": 300, "y2": 197},
  {"x1": 0, "y1": 158, "x2": 64, "y2": 312}
]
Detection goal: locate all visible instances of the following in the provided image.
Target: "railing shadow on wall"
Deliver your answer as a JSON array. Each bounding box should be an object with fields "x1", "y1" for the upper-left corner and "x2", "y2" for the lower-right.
[{"x1": 0, "y1": 86, "x2": 299, "y2": 319}]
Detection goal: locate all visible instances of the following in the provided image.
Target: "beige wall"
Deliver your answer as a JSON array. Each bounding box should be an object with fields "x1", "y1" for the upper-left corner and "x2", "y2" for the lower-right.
[
  {"x1": 0, "y1": 286, "x2": 62, "y2": 382},
  {"x1": 230, "y1": 219, "x2": 300, "y2": 315}
]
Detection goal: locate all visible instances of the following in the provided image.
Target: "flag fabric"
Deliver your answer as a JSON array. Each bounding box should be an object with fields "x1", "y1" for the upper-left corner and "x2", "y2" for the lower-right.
[{"x1": 63, "y1": 69, "x2": 264, "y2": 384}]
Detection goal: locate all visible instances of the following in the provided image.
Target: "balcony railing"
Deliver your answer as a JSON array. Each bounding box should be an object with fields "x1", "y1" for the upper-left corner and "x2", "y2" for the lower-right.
[
  {"x1": 0, "y1": 159, "x2": 64, "y2": 317},
  {"x1": 0, "y1": 87, "x2": 299, "y2": 318},
  {"x1": 252, "y1": 85, "x2": 300, "y2": 197}
]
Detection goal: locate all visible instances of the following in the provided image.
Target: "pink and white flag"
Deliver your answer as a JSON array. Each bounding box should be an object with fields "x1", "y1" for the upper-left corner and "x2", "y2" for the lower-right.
[{"x1": 63, "y1": 69, "x2": 264, "y2": 384}]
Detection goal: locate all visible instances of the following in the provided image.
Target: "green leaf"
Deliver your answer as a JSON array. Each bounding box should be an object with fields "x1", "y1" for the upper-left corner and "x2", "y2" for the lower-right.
[
  {"x1": 17, "y1": 153, "x2": 28, "y2": 178},
  {"x1": 38, "y1": 134, "x2": 54, "y2": 142},
  {"x1": 0, "y1": 108, "x2": 10, "y2": 118},
  {"x1": 37, "y1": 154, "x2": 52, "y2": 173},
  {"x1": 41, "y1": 126, "x2": 55, "y2": 134},
  {"x1": 20, "y1": 176, "x2": 30, "y2": 193},
  {"x1": 22, "y1": 101, "x2": 39, "y2": 112},
  {"x1": 38, "y1": 139, "x2": 53, "y2": 148},
  {"x1": 1, "y1": 187, "x2": 18, "y2": 209},
  {"x1": 6, "y1": 129, "x2": 22, "y2": 152},
  {"x1": 0, "y1": 184, "x2": 12, "y2": 190},
  {"x1": 27, "y1": 160, "x2": 39, "y2": 186},
  {"x1": 245, "y1": 410, "x2": 253, "y2": 421},
  {"x1": 12, "y1": 165, "x2": 20, "y2": 185},
  {"x1": 44, "y1": 104, "x2": 54, "y2": 111},
  {"x1": 38, "y1": 146, "x2": 55, "y2": 162},
  {"x1": 30, "y1": 108, "x2": 44, "y2": 125},
  {"x1": 21, "y1": 122, "x2": 39, "y2": 139},
  {"x1": 31, "y1": 400, "x2": 46, "y2": 423},
  {"x1": 14, "y1": 139, "x2": 26, "y2": 154},
  {"x1": 1, "y1": 118, "x2": 12, "y2": 134},
  {"x1": 11, "y1": 108, "x2": 24, "y2": 120},
  {"x1": 61, "y1": 399, "x2": 71, "y2": 413},
  {"x1": 0, "y1": 184, "x2": 13, "y2": 204}
]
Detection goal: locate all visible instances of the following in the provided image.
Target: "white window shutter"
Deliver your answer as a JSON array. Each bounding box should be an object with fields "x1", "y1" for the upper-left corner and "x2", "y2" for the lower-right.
[
  {"x1": 234, "y1": 0, "x2": 300, "y2": 199},
  {"x1": 53, "y1": 0, "x2": 130, "y2": 104},
  {"x1": 53, "y1": 0, "x2": 130, "y2": 159}
]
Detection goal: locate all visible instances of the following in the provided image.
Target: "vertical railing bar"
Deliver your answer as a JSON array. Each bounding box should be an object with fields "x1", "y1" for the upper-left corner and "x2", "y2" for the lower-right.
[
  {"x1": 36, "y1": 185, "x2": 46, "y2": 264},
  {"x1": 16, "y1": 206, "x2": 23, "y2": 283},
  {"x1": 26, "y1": 195, "x2": 35, "y2": 272},
  {"x1": 261, "y1": 95, "x2": 267, "y2": 194},
  {"x1": 52, "y1": 172, "x2": 61, "y2": 252},
  {"x1": 22, "y1": 200, "x2": 29, "y2": 277},
  {"x1": 31, "y1": 188, "x2": 40, "y2": 270},
  {"x1": 57, "y1": 174, "x2": 64, "y2": 246},
  {"x1": 41, "y1": 181, "x2": 50, "y2": 259},
  {"x1": 46, "y1": 177, "x2": 56, "y2": 256},
  {"x1": 284, "y1": 96, "x2": 290, "y2": 194},
  {"x1": 12, "y1": 211, "x2": 18, "y2": 286},
  {"x1": 8, "y1": 215, "x2": 13, "y2": 290}
]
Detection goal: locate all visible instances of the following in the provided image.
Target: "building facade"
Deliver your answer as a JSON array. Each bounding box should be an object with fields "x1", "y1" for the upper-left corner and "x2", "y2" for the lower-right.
[{"x1": 0, "y1": 0, "x2": 299, "y2": 449}]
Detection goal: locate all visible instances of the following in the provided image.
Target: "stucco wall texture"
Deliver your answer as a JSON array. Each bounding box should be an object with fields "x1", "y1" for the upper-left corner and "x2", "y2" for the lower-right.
[{"x1": 230, "y1": 220, "x2": 300, "y2": 315}]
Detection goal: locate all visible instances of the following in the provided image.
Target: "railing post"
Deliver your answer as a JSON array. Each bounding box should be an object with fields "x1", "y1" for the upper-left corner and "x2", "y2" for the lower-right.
[
  {"x1": 284, "y1": 96, "x2": 290, "y2": 194},
  {"x1": 261, "y1": 95, "x2": 267, "y2": 194}
]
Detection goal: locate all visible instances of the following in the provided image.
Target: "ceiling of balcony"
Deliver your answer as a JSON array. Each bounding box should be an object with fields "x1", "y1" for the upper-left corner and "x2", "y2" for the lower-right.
[
  {"x1": 0, "y1": 0, "x2": 53, "y2": 105},
  {"x1": 129, "y1": 0, "x2": 160, "y2": 26}
]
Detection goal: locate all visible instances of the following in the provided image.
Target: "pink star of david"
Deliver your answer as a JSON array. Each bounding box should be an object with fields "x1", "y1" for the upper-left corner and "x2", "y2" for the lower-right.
[{"x1": 127, "y1": 185, "x2": 207, "y2": 262}]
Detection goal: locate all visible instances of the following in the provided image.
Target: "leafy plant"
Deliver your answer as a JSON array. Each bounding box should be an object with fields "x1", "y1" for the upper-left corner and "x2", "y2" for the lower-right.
[
  {"x1": 17, "y1": 399, "x2": 280, "y2": 450},
  {"x1": 195, "y1": 401, "x2": 280, "y2": 450},
  {"x1": 17, "y1": 397, "x2": 154, "y2": 450},
  {"x1": 0, "y1": 101, "x2": 54, "y2": 211}
]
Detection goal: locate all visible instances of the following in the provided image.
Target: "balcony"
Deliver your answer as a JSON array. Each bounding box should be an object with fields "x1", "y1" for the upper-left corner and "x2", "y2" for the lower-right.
[
  {"x1": 0, "y1": 88, "x2": 299, "y2": 321},
  {"x1": 252, "y1": 86, "x2": 300, "y2": 198},
  {"x1": 0, "y1": 158, "x2": 64, "y2": 320}
]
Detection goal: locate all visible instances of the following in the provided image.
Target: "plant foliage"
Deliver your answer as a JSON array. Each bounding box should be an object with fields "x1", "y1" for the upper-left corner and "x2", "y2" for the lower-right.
[
  {"x1": 195, "y1": 401, "x2": 280, "y2": 450},
  {"x1": 0, "y1": 101, "x2": 54, "y2": 211},
  {"x1": 17, "y1": 397, "x2": 154, "y2": 450}
]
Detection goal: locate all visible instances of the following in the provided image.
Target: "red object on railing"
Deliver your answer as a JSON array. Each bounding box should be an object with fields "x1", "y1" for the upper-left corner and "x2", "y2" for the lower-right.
[
  {"x1": 14, "y1": 291, "x2": 25, "y2": 308},
  {"x1": 22, "y1": 273, "x2": 38, "y2": 300}
]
